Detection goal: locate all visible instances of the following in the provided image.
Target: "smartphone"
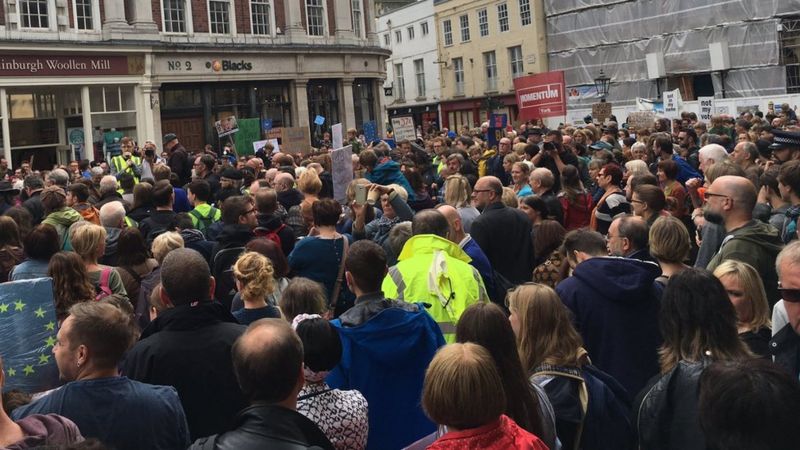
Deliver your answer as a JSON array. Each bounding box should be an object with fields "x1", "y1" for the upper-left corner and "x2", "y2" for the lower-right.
[{"x1": 355, "y1": 184, "x2": 367, "y2": 205}]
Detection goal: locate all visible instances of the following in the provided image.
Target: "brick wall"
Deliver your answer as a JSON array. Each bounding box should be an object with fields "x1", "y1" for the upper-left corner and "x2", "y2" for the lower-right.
[
  {"x1": 151, "y1": 0, "x2": 162, "y2": 31},
  {"x1": 190, "y1": 0, "x2": 208, "y2": 32},
  {"x1": 274, "y1": 0, "x2": 285, "y2": 34},
  {"x1": 326, "y1": 0, "x2": 334, "y2": 35},
  {"x1": 234, "y1": 0, "x2": 250, "y2": 34}
]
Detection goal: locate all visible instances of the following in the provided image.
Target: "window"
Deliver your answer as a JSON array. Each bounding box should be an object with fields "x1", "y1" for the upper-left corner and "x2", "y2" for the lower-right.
[
  {"x1": 509, "y1": 46, "x2": 523, "y2": 78},
  {"x1": 74, "y1": 0, "x2": 93, "y2": 30},
  {"x1": 383, "y1": 33, "x2": 390, "y2": 46},
  {"x1": 251, "y1": 0, "x2": 272, "y2": 35},
  {"x1": 352, "y1": 0, "x2": 363, "y2": 38},
  {"x1": 407, "y1": 26, "x2": 414, "y2": 40},
  {"x1": 421, "y1": 22, "x2": 429, "y2": 36},
  {"x1": 459, "y1": 14, "x2": 469, "y2": 42},
  {"x1": 306, "y1": 0, "x2": 326, "y2": 36},
  {"x1": 519, "y1": 0, "x2": 531, "y2": 26},
  {"x1": 163, "y1": 0, "x2": 187, "y2": 33},
  {"x1": 497, "y1": 3, "x2": 509, "y2": 32},
  {"x1": 443, "y1": 19, "x2": 453, "y2": 46},
  {"x1": 209, "y1": 0, "x2": 231, "y2": 34},
  {"x1": 453, "y1": 57, "x2": 464, "y2": 95},
  {"x1": 19, "y1": 0, "x2": 49, "y2": 28},
  {"x1": 395, "y1": 30, "x2": 402, "y2": 43},
  {"x1": 484, "y1": 51, "x2": 497, "y2": 91},
  {"x1": 477, "y1": 9, "x2": 488, "y2": 37},
  {"x1": 394, "y1": 63, "x2": 406, "y2": 100},
  {"x1": 414, "y1": 59, "x2": 425, "y2": 98}
]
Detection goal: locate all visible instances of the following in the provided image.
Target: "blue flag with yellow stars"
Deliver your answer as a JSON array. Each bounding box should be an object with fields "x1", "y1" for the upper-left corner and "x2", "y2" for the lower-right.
[{"x1": 0, "y1": 278, "x2": 60, "y2": 393}]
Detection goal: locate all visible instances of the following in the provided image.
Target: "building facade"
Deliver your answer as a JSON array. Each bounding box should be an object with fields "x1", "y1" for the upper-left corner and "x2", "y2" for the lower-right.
[
  {"x1": 433, "y1": 0, "x2": 546, "y2": 131},
  {"x1": 377, "y1": 0, "x2": 441, "y2": 133},
  {"x1": 0, "y1": 0, "x2": 388, "y2": 169}
]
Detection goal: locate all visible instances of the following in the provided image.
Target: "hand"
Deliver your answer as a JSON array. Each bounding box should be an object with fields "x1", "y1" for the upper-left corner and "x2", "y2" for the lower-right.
[
  {"x1": 757, "y1": 185, "x2": 770, "y2": 204},
  {"x1": 368, "y1": 184, "x2": 393, "y2": 196},
  {"x1": 685, "y1": 178, "x2": 702, "y2": 192}
]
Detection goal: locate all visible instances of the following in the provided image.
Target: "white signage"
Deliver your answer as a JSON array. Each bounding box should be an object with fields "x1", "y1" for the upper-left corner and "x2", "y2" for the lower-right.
[
  {"x1": 331, "y1": 123, "x2": 343, "y2": 150},
  {"x1": 698, "y1": 96, "x2": 715, "y2": 122},
  {"x1": 663, "y1": 89, "x2": 683, "y2": 119},
  {"x1": 390, "y1": 116, "x2": 416, "y2": 142}
]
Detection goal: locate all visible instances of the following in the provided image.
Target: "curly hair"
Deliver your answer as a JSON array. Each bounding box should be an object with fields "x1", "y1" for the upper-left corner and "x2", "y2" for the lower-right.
[
  {"x1": 48, "y1": 251, "x2": 94, "y2": 321},
  {"x1": 233, "y1": 251, "x2": 276, "y2": 302}
]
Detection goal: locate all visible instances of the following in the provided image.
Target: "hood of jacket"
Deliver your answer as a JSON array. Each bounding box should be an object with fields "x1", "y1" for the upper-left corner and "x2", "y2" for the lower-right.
[
  {"x1": 572, "y1": 256, "x2": 661, "y2": 303},
  {"x1": 397, "y1": 234, "x2": 472, "y2": 263},
  {"x1": 43, "y1": 207, "x2": 83, "y2": 227},
  {"x1": 216, "y1": 224, "x2": 255, "y2": 247},
  {"x1": 180, "y1": 228, "x2": 207, "y2": 244},
  {"x1": 256, "y1": 213, "x2": 284, "y2": 231},
  {"x1": 277, "y1": 188, "x2": 304, "y2": 209}
]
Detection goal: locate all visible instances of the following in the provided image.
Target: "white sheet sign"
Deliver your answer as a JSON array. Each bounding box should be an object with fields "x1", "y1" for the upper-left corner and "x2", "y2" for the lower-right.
[{"x1": 331, "y1": 145, "x2": 353, "y2": 203}]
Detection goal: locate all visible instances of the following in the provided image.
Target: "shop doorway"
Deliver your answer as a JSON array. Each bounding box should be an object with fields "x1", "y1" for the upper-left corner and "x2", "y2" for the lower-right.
[{"x1": 161, "y1": 117, "x2": 205, "y2": 153}]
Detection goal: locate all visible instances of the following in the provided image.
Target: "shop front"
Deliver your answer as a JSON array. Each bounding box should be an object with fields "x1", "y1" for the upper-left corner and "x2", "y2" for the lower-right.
[
  {"x1": 388, "y1": 102, "x2": 441, "y2": 134},
  {"x1": 439, "y1": 94, "x2": 518, "y2": 132},
  {"x1": 0, "y1": 53, "x2": 147, "y2": 168}
]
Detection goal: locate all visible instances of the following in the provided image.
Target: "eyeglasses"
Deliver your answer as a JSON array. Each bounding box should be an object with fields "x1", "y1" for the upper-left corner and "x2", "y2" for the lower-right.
[
  {"x1": 241, "y1": 208, "x2": 256, "y2": 216},
  {"x1": 703, "y1": 192, "x2": 730, "y2": 200},
  {"x1": 629, "y1": 199, "x2": 644, "y2": 204},
  {"x1": 779, "y1": 284, "x2": 800, "y2": 303}
]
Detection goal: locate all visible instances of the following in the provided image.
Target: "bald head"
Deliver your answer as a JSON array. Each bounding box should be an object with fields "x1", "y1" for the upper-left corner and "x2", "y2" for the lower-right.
[
  {"x1": 472, "y1": 176, "x2": 503, "y2": 209},
  {"x1": 435, "y1": 204, "x2": 464, "y2": 243},
  {"x1": 274, "y1": 173, "x2": 294, "y2": 191},
  {"x1": 710, "y1": 175, "x2": 757, "y2": 214},
  {"x1": 412, "y1": 209, "x2": 450, "y2": 238},
  {"x1": 232, "y1": 319, "x2": 303, "y2": 404}
]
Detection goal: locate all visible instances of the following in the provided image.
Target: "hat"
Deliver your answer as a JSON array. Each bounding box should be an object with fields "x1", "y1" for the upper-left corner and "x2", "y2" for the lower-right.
[
  {"x1": 163, "y1": 133, "x2": 177, "y2": 145},
  {"x1": 769, "y1": 129, "x2": 800, "y2": 150},
  {"x1": 40, "y1": 185, "x2": 66, "y2": 202},
  {"x1": 0, "y1": 180, "x2": 19, "y2": 195},
  {"x1": 221, "y1": 168, "x2": 243, "y2": 181},
  {"x1": 756, "y1": 139, "x2": 773, "y2": 159},
  {"x1": 589, "y1": 141, "x2": 614, "y2": 151},
  {"x1": 528, "y1": 127, "x2": 544, "y2": 135}
]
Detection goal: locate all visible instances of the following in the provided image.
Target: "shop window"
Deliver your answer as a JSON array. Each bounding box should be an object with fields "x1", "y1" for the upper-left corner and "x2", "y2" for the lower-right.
[
  {"x1": 8, "y1": 92, "x2": 58, "y2": 147},
  {"x1": 353, "y1": 79, "x2": 375, "y2": 129},
  {"x1": 161, "y1": 88, "x2": 202, "y2": 110},
  {"x1": 251, "y1": 0, "x2": 273, "y2": 35},
  {"x1": 88, "y1": 86, "x2": 136, "y2": 113},
  {"x1": 19, "y1": 0, "x2": 50, "y2": 29},
  {"x1": 307, "y1": 81, "x2": 340, "y2": 138}
]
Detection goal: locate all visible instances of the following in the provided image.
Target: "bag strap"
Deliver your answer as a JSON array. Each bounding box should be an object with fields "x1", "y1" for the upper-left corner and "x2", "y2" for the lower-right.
[
  {"x1": 297, "y1": 388, "x2": 333, "y2": 401},
  {"x1": 120, "y1": 265, "x2": 143, "y2": 284},
  {"x1": 533, "y1": 369, "x2": 589, "y2": 450},
  {"x1": 98, "y1": 267, "x2": 113, "y2": 296},
  {"x1": 329, "y1": 235, "x2": 349, "y2": 310}
]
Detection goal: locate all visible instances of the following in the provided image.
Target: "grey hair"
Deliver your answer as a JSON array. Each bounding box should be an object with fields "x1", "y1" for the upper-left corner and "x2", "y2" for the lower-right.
[
  {"x1": 776, "y1": 240, "x2": 800, "y2": 278},
  {"x1": 99, "y1": 201, "x2": 126, "y2": 228}
]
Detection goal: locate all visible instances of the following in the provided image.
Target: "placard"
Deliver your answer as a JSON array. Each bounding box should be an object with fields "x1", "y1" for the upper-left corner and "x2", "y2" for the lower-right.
[
  {"x1": 314, "y1": 115, "x2": 325, "y2": 126},
  {"x1": 490, "y1": 114, "x2": 508, "y2": 128},
  {"x1": 215, "y1": 115, "x2": 239, "y2": 137},
  {"x1": 698, "y1": 96, "x2": 715, "y2": 122},
  {"x1": 363, "y1": 121, "x2": 378, "y2": 143},
  {"x1": 281, "y1": 127, "x2": 312, "y2": 154},
  {"x1": 514, "y1": 71, "x2": 566, "y2": 119},
  {"x1": 627, "y1": 111, "x2": 657, "y2": 131},
  {"x1": 390, "y1": 116, "x2": 416, "y2": 142},
  {"x1": 663, "y1": 89, "x2": 682, "y2": 119},
  {"x1": 331, "y1": 123, "x2": 343, "y2": 149},
  {"x1": 0, "y1": 278, "x2": 60, "y2": 393},
  {"x1": 253, "y1": 139, "x2": 280, "y2": 154},
  {"x1": 330, "y1": 145, "x2": 354, "y2": 203},
  {"x1": 592, "y1": 102, "x2": 613, "y2": 123}
]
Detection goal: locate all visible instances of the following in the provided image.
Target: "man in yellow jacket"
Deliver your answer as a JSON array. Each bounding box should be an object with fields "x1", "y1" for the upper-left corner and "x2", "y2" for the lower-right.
[{"x1": 382, "y1": 209, "x2": 488, "y2": 342}]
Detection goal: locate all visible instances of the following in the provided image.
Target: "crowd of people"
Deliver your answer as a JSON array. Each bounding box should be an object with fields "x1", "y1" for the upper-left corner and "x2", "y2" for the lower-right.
[{"x1": 0, "y1": 109, "x2": 800, "y2": 449}]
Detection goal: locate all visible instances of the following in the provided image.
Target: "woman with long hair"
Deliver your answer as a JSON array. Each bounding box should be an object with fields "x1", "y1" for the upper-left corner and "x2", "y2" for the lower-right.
[
  {"x1": 115, "y1": 227, "x2": 158, "y2": 311},
  {"x1": 288, "y1": 168, "x2": 322, "y2": 237},
  {"x1": 70, "y1": 223, "x2": 127, "y2": 298},
  {"x1": 456, "y1": 303, "x2": 557, "y2": 450},
  {"x1": 231, "y1": 251, "x2": 280, "y2": 325},
  {"x1": 510, "y1": 162, "x2": 533, "y2": 198},
  {"x1": 48, "y1": 251, "x2": 95, "y2": 321},
  {"x1": 128, "y1": 182, "x2": 154, "y2": 224},
  {"x1": 443, "y1": 174, "x2": 479, "y2": 233},
  {"x1": 509, "y1": 283, "x2": 634, "y2": 450},
  {"x1": 636, "y1": 268, "x2": 752, "y2": 450},
  {"x1": 558, "y1": 165, "x2": 593, "y2": 230},
  {"x1": 713, "y1": 260, "x2": 771, "y2": 357},
  {"x1": 532, "y1": 220, "x2": 567, "y2": 288},
  {"x1": 0, "y1": 216, "x2": 23, "y2": 282}
]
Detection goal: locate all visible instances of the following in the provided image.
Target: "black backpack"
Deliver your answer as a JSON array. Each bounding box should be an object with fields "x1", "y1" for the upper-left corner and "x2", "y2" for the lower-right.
[{"x1": 189, "y1": 206, "x2": 219, "y2": 238}]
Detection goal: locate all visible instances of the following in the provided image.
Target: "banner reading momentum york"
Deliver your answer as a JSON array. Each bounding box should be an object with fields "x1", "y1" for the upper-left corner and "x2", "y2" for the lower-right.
[{"x1": 514, "y1": 71, "x2": 566, "y2": 120}]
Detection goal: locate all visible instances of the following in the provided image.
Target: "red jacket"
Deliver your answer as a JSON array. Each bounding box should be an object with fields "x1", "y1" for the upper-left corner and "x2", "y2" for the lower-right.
[
  {"x1": 427, "y1": 415, "x2": 549, "y2": 450},
  {"x1": 559, "y1": 191, "x2": 593, "y2": 231}
]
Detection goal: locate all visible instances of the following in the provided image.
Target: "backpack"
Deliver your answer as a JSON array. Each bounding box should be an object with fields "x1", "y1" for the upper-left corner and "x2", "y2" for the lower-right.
[
  {"x1": 253, "y1": 223, "x2": 286, "y2": 249},
  {"x1": 189, "y1": 206, "x2": 219, "y2": 238},
  {"x1": 534, "y1": 365, "x2": 635, "y2": 450},
  {"x1": 95, "y1": 267, "x2": 113, "y2": 301}
]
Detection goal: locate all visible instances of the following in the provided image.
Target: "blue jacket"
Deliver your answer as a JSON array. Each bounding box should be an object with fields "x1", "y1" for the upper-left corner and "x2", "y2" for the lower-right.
[
  {"x1": 328, "y1": 304, "x2": 444, "y2": 450},
  {"x1": 461, "y1": 235, "x2": 496, "y2": 302},
  {"x1": 366, "y1": 159, "x2": 416, "y2": 201},
  {"x1": 556, "y1": 257, "x2": 663, "y2": 397},
  {"x1": 671, "y1": 154, "x2": 701, "y2": 185}
]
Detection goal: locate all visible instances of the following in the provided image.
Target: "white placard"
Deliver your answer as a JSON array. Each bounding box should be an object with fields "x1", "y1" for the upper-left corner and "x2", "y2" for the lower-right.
[
  {"x1": 332, "y1": 123, "x2": 343, "y2": 149},
  {"x1": 662, "y1": 89, "x2": 683, "y2": 119},
  {"x1": 390, "y1": 116, "x2": 416, "y2": 142},
  {"x1": 252, "y1": 139, "x2": 280, "y2": 154},
  {"x1": 698, "y1": 96, "x2": 715, "y2": 122},
  {"x1": 331, "y1": 145, "x2": 353, "y2": 204}
]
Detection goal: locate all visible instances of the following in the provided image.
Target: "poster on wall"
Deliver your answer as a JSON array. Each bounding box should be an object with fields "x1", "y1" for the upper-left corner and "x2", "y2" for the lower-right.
[
  {"x1": 514, "y1": 71, "x2": 566, "y2": 120},
  {"x1": 391, "y1": 116, "x2": 416, "y2": 142}
]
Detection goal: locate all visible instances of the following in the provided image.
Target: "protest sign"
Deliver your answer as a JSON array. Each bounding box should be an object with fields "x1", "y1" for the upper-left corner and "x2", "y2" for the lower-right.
[
  {"x1": 332, "y1": 123, "x2": 343, "y2": 149},
  {"x1": 663, "y1": 89, "x2": 682, "y2": 119},
  {"x1": 698, "y1": 97, "x2": 715, "y2": 122},
  {"x1": 281, "y1": 127, "x2": 311, "y2": 154},
  {"x1": 214, "y1": 116, "x2": 239, "y2": 137},
  {"x1": 330, "y1": 145, "x2": 353, "y2": 203},
  {"x1": 391, "y1": 116, "x2": 416, "y2": 142}
]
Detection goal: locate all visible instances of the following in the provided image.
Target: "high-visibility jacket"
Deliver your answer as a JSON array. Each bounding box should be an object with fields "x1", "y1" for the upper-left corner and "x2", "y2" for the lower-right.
[
  {"x1": 111, "y1": 155, "x2": 141, "y2": 183},
  {"x1": 382, "y1": 234, "x2": 488, "y2": 342}
]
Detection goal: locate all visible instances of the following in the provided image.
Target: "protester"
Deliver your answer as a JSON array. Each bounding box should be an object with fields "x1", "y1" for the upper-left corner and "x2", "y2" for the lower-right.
[
  {"x1": 532, "y1": 220, "x2": 567, "y2": 287},
  {"x1": 9, "y1": 223, "x2": 59, "y2": 281},
  {"x1": 591, "y1": 164, "x2": 630, "y2": 235},
  {"x1": 135, "y1": 231, "x2": 184, "y2": 330},
  {"x1": 40, "y1": 186, "x2": 83, "y2": 249},
  {"x1": 558, "y1": 165, "x2": 592, "y2": 230},
  {"x1": 98, "y1": 201, "x2": 126, "y2": 266},
  {"x1": 278, "y1": 277, "x2": 328, "y2": 323},
  {"x1": 70, "y1": 223, "x2": 127, "y2": 299},
  {"x1": 0, "y1": 216, "x2": 23, "y2": 283},
  {"x1": 631, "y1": 184, "x2": 668, "y2": 227},
  {"x1": 443, "y1": 174, "x2": 480, "y2": 233},
  {"x1": 138, "y1": 180, "x2": 177, "y2": 245},
  {"x1": 648, "y1": 215, "x2": 691, "y2": 284},
  {"x1": 114, "y1": 227, "x2": 158, "y2": 307},
  {"x1": 231, "y1": 251, "x2": 281, "y2": 325},
  {"x1": 712, "y1": 260, "x2": 772, "y2": 357}
]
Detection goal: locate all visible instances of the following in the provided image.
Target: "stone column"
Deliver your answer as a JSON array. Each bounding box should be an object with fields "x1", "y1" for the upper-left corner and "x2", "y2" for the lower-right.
[
  {"x1": 284, "y1": 0, "x2": 307, "y2": 42},
  {"x1": 334, "y1": 0, "x2": 354, "y2": 41},
  {"x1": 137, "y1": 83, "x2": 162, "y2": 144},
  {"x1": 291, "y1": 79, "x2": 310, "y2": 127},
  {"x1": 102, "y1": 0, "x2": 131, "y2": 31},
  {"x1": 341, "y1": 78, "x2": 356, "y2": 130},
  {"x1": 129, "y1": 0, "x2": 159, "y2": 33},
  {"x1": 373, "y1": 78, "x2": 385, "y2": 137},
  {"x1": 0, "y1": 89, "x2": 10, "y2": 168},
  {"x1": 80, "y1": 86, "x2": 95, "y2": 162},
  {"x1": 363, "y1": 0, "x2": 378, "y2": 45}
]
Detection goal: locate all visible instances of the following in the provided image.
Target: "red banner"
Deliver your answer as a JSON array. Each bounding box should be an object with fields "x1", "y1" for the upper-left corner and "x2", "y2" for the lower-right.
[{"x1": 514, "y1": 71, "x2": 566, "y2": 120}]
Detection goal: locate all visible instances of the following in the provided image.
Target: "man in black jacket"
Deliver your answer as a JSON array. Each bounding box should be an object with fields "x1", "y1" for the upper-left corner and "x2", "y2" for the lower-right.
[
  {"x1": 190, "y1": 319, "x2": 334, "y2": 449},
  {"x1": 164, "y1": 133, "x2": 192, "y2": 186},
  {"x1": 122, "y1": 248, "x2": 247, "y2": 440},
  {"x1": 254, "y1": 189, "x2": 295, "y2": 257},
  {"x1": 771, "y1": 240, "x2": 800, "y2": 379},
  {"x1": 470, "y1": 176, "x2": 534, "y2": 295}
]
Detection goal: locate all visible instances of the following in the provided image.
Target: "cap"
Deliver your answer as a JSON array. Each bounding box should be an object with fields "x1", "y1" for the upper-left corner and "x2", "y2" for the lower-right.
[
  {"x1": 0, "y1": 180, "x2": 19, "y2": 195},
  {"x1": 221, "y1": 168, "x2": 243, "y2": 181},
  {"x1": 589, "y1": 141, "x2": 614, "y2": 151},
  {"x1": 528, "y1": 127, "x2": 544, "y2": 135},
  {"x1": 769, "y1": 129, "x2": 800, "y2": 150},
  {"x1": 163, "y1": 133, "x2": 177, "y2": 145}
]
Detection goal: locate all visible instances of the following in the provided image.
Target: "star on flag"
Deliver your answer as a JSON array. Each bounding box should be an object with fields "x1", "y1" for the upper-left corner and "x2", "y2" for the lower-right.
[
  {"x1": 0, "y1": 303, "x2": 8, "y2": 313},
  {"x1": 45, "y1": 321, "x2": 55, "y2": 331},
  {"x1": 6, "y1": 368, "x2": 16, "y2": 377},
  {"x1": 45, "y1": 336, "x2": 56, "y2": 348},
  {"x1": 38, "y1": 354, "x2": 50, "y2": 365},
  {"x1": 22, "y1": 365, "x2": 34, "y2": 376},
  {"x1": 34, "y1": 307, "x2": 45, "y2": 318},
  {"x1": 13, "y1": 300, "x2": 25, "y2": 312}
]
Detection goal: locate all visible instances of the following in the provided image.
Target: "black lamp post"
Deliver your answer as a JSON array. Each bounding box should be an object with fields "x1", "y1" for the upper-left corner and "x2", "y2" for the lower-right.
[{"x1": 594, "y1": 69, "x2": 611, "y2": 102}]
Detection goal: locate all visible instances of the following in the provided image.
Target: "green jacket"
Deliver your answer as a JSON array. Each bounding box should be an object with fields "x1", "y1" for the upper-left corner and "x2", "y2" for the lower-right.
[
  {"x1": 42, "y1": 208, "x2": 84, "y2": 249},
  {"x1": 707, "y1": 220, "x2": 783, "y2": 306},
  {"x1": 382, "y1": 234, "x2": 488, "y2": 342},
  {"x1": 189, "y1": 203, "x2": 222, "y2": 229}
]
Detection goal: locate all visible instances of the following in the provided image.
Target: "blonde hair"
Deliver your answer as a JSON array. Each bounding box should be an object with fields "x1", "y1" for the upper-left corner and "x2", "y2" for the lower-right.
[
  {"x1": 443, "y1": 175, "x2": 471, "y2": 208},
  {"x1": 70, "y1": 223, "x2": 107, "y2": 261},
  {"x1": 625, "y1": 159, "x2": 649, "y2": 177},
  {"x1": 422, "y1": 343, "x2": 506, "y2": 430},
  {"x1": 233, "y1": 251, "x2": 276, "y2": 301},
  {"x1": 712, "y1": 260, "x2": 771, "y2": 332},
  {"x1": 513, "y1": 142, "x2": 528, "y2": 155},
  {"x1": 507, "y1": 284, "x2": 585, "y2": 373},
  {"x1": 151, "y1": 232, "x2": 184, "y2": 264},
  {"x1": 649, "y1": 215, "x2": 691, "y2": 264},
  {"x1": 345, "y1": 178, "x2": 370, "y2": 203},
  {"x1": 501, "y1": 187, "x2": 518, "y2": 208},
  {"x1": 297, "y1": 167, "x2": 322, "y2": 195},
  {"x1": 503, "y1": 153, "x2": 520, "y2": 165},
  {"x1": 386, "y1": 183, "x2": 408, "y2": 202}
]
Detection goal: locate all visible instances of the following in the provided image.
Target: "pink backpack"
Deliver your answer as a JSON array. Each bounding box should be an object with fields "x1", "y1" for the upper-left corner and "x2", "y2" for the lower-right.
[{"x1": 95, "y1": 267, "x2": 113, "y2": 301}]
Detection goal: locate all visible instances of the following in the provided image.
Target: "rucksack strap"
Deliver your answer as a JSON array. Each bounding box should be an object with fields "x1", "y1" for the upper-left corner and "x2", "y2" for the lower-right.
[
  {"x1": 533, "y1": 369, "x2": 589, "y2": 450},
  {"x1": 96, "y1": 267, "x2": 113, "y2": 299},
  {"x1": 119, "y1": 265, "x2": 144, "y2": 284},
  {"x1": 329, "y1": 235, "x2": 349, "y2": 310}
]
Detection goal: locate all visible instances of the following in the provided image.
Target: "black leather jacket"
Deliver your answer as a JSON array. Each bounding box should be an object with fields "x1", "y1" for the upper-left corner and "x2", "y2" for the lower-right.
[
  {"x1": 770, "y1": 323, "x2": 800, "y2": 378},
  {"x1": 635, "y1": 360, "x2": 709, "y2": 450},
  {"x1": 189, "y1": 404, "x2": 334, "y2": 450}
]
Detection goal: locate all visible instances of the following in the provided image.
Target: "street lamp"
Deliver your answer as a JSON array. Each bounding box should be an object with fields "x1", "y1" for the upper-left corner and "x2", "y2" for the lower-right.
[{"x1": 594, "y1": 70, "x2": 611, "y2": 102}]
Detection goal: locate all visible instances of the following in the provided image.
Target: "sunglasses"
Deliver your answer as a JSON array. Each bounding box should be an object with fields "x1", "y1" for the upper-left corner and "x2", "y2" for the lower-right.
[{"x1": 779, "y1": 286, "x2": 800, "y2": 303}]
